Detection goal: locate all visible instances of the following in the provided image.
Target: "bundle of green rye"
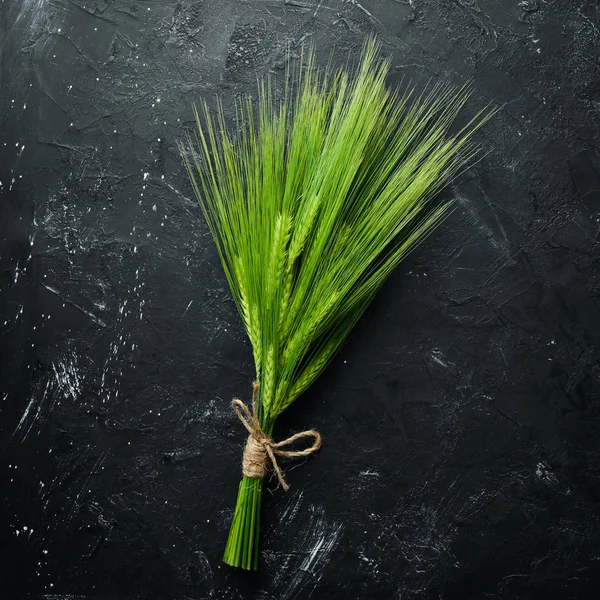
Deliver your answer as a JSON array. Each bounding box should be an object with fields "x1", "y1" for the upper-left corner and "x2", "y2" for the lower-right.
[{"x1": 183, "y1": 38, "x2": 494, "y2": 570}]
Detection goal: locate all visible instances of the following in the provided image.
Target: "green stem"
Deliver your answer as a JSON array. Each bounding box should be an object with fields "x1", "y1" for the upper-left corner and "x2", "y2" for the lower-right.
[{"x1": 223, "y1": 476, "x2": 264, "y2": 570}]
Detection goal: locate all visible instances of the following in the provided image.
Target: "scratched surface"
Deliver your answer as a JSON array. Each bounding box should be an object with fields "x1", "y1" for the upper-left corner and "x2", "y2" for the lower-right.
[{"x1": 1, "y1": 0, "x2": 600, "y2": 598}]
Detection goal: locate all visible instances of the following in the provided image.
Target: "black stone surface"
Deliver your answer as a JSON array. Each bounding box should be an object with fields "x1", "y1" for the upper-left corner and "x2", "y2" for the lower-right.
[{"x1": 1, "y1": 1, "x2": 600, "y2": 599}]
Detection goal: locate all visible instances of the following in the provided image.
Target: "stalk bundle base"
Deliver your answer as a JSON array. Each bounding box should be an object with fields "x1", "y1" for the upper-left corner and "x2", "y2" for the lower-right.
[{"x1": 223, "y1": 476, "x2": 264, "y2": 570}]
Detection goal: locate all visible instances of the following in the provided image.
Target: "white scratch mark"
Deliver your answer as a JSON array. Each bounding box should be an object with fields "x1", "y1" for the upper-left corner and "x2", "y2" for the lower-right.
[
  {"x1": 52, "y1": 355, "x2": 82, "y2": 402},
  {"x1": 276, "y1": 504, "x2": 343, "y2": 600},
  {"x1": 300, "y1": 525, "x2": 342, "y2": 574},
  {"x1": 13, "y1": 354, "x2": 82, "y2": 443},
  {"x1": 346, "y1": 0, "x2": 381, "y2": 24},
  {"x1": 359, "y1": 469, "x2": 380, "y2": 477},
  {"x1": 41, "y1": 283, "x2": 106, "y2": 328},
  {"x1": 279, "y1": 490, "x2": 304, "y2": 525},
  {"x1": 430, "y1": 349, "x2": 452, "y2": 369},
  {"x1": 12, "y1": 379, "x2": 52, "y2": 442},
  {"x1": 41, "y1": 594, "x2": 89, "y2": 599},
  {"x1": 181, "y1": 300, "x2": 193, "y2": 318},
  {"x1": 75, "y1": 451, "x2": 109, "y2": 502},
  {"x1": 13, "y1": 395, "x2": 38, "y2": 438},
  {"x1": 535, "y1": 461, "x2": 558, "y2": 485}
]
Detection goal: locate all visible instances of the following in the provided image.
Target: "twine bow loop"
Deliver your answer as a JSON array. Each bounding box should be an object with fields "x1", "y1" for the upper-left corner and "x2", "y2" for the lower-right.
[{"x1": 231, "y1": 382, "x2": 322, "y2": 491}]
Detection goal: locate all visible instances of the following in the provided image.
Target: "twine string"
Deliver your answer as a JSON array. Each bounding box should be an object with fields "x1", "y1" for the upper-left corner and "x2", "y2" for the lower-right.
[{"x1": 231, "y1": 382, "x2": 322, "y2": 491}]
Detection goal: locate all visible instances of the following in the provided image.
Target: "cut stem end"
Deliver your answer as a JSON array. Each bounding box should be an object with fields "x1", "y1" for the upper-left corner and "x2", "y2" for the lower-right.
[{"x1": 223, "y1": 476, "x2": 264, "y2": 570}]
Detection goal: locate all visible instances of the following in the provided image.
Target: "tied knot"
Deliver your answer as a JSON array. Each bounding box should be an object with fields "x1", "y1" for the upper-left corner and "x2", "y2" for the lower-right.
[{"x1": 232, "y1": 382, "x2": 322, "y2": 491}]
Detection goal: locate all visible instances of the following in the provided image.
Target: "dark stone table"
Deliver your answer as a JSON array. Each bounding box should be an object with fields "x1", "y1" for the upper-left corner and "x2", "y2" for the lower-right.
[{"x1": 1, "y1": 1, "x2": 599, "y2": 598}]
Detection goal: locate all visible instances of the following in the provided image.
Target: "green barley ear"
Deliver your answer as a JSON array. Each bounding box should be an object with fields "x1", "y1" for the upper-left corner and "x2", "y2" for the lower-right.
[{"x1": 183, "y1": 36, "x2": 496, "y2": 570}]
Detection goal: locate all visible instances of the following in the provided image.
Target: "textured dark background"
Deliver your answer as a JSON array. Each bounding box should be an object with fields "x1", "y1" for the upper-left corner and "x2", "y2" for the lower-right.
[{"x1": 1, "y1": 1, "x2": 600, "y2": 599}]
